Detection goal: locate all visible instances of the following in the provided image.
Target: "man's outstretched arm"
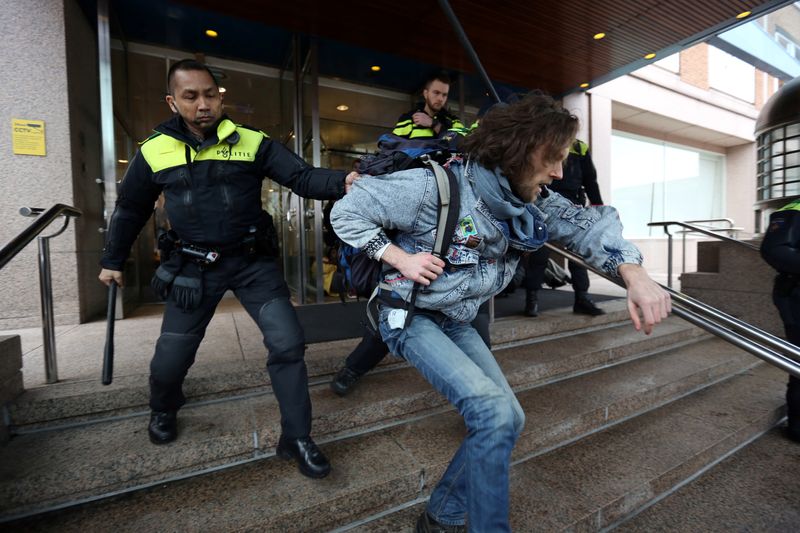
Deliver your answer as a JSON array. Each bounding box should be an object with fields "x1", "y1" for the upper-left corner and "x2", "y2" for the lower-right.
[{"x1": 618, "y1": 264, "x2": 671, "y2": 335}]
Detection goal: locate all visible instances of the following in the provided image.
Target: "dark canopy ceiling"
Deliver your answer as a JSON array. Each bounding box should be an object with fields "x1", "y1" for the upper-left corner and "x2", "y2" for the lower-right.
[
  {"x1": 179, "y1": 0, "x2": 791, "y2": 95},
  {"x1": 108, "y1": 0, "x2": 793, "y2": 97}
]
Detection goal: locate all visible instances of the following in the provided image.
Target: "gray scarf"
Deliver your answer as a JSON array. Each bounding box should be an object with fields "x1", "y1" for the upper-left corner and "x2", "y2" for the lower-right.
[{"x1": 467, "y1": 160, "x2": 547, "y2": 249}]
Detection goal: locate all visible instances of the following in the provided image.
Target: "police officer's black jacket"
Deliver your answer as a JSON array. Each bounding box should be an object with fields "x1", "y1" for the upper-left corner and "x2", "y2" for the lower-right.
[
  {"x1": 101, "y1": 114, "x2": 346, "y2": 270},
  {"x1": 550, "y1": 140, "x2": 603, "y2": 206},
  {"x1": 761, "y1": 200, "x2": 800, "y2": 276}
]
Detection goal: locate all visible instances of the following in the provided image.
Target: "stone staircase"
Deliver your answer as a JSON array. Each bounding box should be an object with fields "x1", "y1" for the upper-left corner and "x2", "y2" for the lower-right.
[{"x1": 0, "y1": 299, "x2": 790, "y2": 531}]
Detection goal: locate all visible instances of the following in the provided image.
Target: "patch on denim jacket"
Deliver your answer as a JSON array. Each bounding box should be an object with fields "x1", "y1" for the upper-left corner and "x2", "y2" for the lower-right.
[{"x1": 453, "y1": 215, "x2": 482, "y2": 249}]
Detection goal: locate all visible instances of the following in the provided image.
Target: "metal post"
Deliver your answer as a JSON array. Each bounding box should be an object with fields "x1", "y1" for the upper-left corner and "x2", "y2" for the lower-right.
[
  {"x1": 97, "y1": 0, "x2": 116, "y2": 222},
  {"x1": 310, "y1": 40, "x2": 324, "y2": 303},
  {"x1": 458, "y1": 72, "x2": 466, "y2": 124},
  {"x1": 437, "y1": 0, "x2": 500, "y2": 103},
  {"x1": 38, "y1": 236, "x2": 58, "y2": 384},
  {"x1": 36, "y1": 217, "x2": 70, "y2": 384},
  {"x1": 681, "y1": 231, "x2": 687, "y2": 282},
  {"x1": 667, "y1": 232, "x2": 673, "y2": 288},
  {"x1": 292, "y1": 35, "x2": 307, "y2": 304}
]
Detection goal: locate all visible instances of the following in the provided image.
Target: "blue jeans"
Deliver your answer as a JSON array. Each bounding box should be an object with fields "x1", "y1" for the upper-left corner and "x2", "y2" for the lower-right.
[{"x1": 379, "y1": 307, "x2": 525, "y2": 532}]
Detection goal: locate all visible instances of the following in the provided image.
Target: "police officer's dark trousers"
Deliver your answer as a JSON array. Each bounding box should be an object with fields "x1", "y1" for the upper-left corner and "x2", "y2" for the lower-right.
[
  {"x1": 150, "y1": 255, "x2": 312, "y2": 439},
  {"x1": 773, "y1": 280, "x2": 800, "y2": 430},
  {"x1": 523, "y1": 247, "x2": 589, "y2": 292}
]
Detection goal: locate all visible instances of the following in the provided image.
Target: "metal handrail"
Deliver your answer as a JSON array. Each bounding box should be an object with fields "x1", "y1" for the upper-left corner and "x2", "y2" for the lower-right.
[
  {"x1": 544, "y1": 242, "x2": 800, "y2": 379},
  {"x1": 647, "y1": 220, "x2": 759, "y2": 288},
  {"x1": 0, "y1": 204, "x2": 82, "y2": 384},
  {"x1": 0, "y1": 204, "x2": 82, "y2": 270}
]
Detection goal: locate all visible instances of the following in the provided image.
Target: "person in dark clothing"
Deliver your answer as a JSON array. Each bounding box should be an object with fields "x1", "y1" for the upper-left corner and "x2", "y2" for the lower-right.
[
  {"x1": 522, "y1": 139, "x2": 606, "y2": 317},
  {"x1": 392, "y1": 72, "x2": 466, "y2": 139},
  {"x1": 759, "y1": 198, "x2": 800, "y2": 443},
  {"x1": 98, "y1": 59, "x2": 358, "y2": 478}
]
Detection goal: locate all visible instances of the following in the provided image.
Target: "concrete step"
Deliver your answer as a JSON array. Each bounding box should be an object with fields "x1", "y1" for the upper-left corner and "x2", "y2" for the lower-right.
[
  {"x1": 0, "y1": 335, "x2": 761, "y2": 526},
  {"x1": 9, "y1": 300, "x2": 633, "y2": 427},
  {"x1": 614, "y1": 426, "x2": 800, "y2": 532},
  {"x1": 347, "y1": 364, "x2": 787, "y2": 533}
]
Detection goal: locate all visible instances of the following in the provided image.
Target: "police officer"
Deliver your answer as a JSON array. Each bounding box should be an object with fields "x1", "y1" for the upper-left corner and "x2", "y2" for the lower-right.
[
  {"x1": 392, "y1": 72, "x2": 466, "y2": 139},
  {"x1": 760, "y1": 198, "x2": 800, "y2": 443},
  {"x1": 522, "y1": 139, "x2": 606, "y2": 317},
  {"x1": 98, "y1": 59, "x2": 359, "y2": 478}
]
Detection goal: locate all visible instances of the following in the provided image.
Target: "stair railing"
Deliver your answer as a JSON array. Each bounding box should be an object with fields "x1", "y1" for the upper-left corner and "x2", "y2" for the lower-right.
[
  {"x1": 0, "y1": 204, "x2": 83, "y2": 383},
  {"x1": 647, "y1": 219, "x2": 755, "y2": 288},
  {"x1": 544, "y1": 242, "x2": 800, "y2": 380}
]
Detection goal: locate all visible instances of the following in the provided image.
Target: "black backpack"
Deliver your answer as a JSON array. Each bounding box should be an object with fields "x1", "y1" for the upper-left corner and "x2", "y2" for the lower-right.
[{"x1": 356, "y1": 132, "x2": 462, "y2": 176}]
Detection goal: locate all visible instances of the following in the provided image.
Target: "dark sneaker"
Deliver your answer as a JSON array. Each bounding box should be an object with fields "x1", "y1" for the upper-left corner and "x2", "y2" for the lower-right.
[
  {"x1": 330, "y1": 366, "x2": 362, "y2": 396},
  {"x1": 574, "y1": 295, "x2": 605, "y2": 316},
  {"x1": 148, "y1": 410, "x2": 177, "y2": 444},
  {"x1": 415, "y1": 511, "x2": 466, "y2": 533},
  {"x1": 276, "y1": 436, "x2": 331, "y2": 479}
]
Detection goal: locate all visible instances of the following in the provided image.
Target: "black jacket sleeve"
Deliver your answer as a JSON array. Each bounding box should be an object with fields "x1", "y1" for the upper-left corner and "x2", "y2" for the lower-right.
[
  {"x1": 100, "y1": 152, "x2": 163, "y2": 270},
  {"x1": 581, "y1": 149, "x2": 603, "y2": 205},
  {"x1": 258, "y1": 138, "x2": 346, "y2": 200},
  {"x1": 761, "y1": 210, "x2": 800, "y2": 275}
]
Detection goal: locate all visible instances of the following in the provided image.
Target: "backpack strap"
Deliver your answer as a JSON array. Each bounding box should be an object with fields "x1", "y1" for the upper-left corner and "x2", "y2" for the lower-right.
[
  {"x1": 366, "y1": 156, "x2": 461, "y2": 332},
  {"x1": 403, "y1": 155, "x2": 461, "y2": 328}
]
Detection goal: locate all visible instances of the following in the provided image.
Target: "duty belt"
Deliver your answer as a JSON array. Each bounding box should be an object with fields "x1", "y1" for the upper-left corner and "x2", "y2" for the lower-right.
[{"x1": 178, "y1": 234, "x2": 259, "y2": 265}]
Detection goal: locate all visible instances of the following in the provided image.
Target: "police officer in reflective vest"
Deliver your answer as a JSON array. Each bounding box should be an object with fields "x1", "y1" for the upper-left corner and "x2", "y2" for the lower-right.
[
  {"x1": 522, "y1": 139, "x2": 606, "y2": 317},
  {"x1": 760, "y1": 198, "x2": 800, "y2": 443},
  {"x1": 392, "y1": 72, "x2": 466, "y2": 140},
  {"x1": 98, "y1": 59, "x2": 358, "y2": 478}
]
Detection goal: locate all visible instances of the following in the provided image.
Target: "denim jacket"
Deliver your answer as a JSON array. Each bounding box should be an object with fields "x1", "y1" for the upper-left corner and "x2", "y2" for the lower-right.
[{"x1": 331, "y1": 159, "x2": 642, "y2": 322}]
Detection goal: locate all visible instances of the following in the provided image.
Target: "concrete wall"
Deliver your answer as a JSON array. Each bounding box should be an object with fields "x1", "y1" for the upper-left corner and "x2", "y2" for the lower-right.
[
  {"x1": 64, "y1": 0, "x2": 105, "y2": 323},
  {"x1": 725, "y1": 143, "x2": 758, "y2": 235},
  {"x1": 0, "y1": 0, "x2": 78, "y2": 329},
  {"x1": 0, "y1": 335, "x2": 23, "y2": 445},
  {"x1": 0, "y1": 0, "x2": 103, "y2": 329}
]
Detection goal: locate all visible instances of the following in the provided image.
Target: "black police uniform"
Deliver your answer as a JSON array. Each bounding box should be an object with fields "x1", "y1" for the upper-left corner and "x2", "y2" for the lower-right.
[
  {"x1": 102, "y1": 114, "x2": 346, "y2": 440},
  {"x1": 760, "y1": 199, "x2": 800, "y2": 441},
  {"x1": 522, "y1": 140, "x2": 604, "y2": 316}
]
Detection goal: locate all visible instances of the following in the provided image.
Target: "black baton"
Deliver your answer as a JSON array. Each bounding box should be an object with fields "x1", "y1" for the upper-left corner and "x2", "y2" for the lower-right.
[{"x1": 102, "y1": 282, "x2": 117, "y2": 385}]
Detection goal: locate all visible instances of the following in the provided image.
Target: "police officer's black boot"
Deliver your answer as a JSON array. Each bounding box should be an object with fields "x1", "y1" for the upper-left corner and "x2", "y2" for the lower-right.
[
  {"x1": 573, "y1": 291, "x2": 605, "y2": 316},
  {"x1": 415, "y1": 511, "x2": 466, "y2": 533},
  {"x1": 276, "y1": 435, "x2": 331, "y2": 479},
  {"x1": 524, "y1": 289, "x2": 539, "y2": 317},
  {"x1": 148, "y1": 410, "x2": 178, "y2": 444},
  {"x1": 787, "y1": 375, "x2": 800, "y2": 443}
]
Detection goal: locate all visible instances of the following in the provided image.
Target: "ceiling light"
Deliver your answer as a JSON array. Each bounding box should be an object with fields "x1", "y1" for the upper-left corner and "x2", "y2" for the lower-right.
[
  {"x1": 336, "y1": 104, "x2": 349, "y2": 111},
  {"x1": 205, "y1": 29, "x2": 218, "y2": 38},
  {"x1": 579, "y1": 82, "x2": 590, "y2": 89},
  {"x1": 370, "y1": 65, "x2": 381, "y2": 72},
  {"x1": 736, "y1": 11, "x2": 751, "y2": 19},
  {"x1": 644, "y1": 53, "x2": 657, "y2": 60},
  {"x1": 218, "y1": 87, "x2": 227, "y2": 94},
  {"x1": 117, "y1": 159, "x2": 128, "y2": 164},
  {"x1": 593, "y1": 33, "x2": 606, "y2": 40}
]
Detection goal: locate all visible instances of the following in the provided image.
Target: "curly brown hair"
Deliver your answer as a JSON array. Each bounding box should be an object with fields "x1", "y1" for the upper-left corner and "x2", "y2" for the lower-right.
[{"x1": 461, "y1": 91, "x2": 578, "y2": 183}]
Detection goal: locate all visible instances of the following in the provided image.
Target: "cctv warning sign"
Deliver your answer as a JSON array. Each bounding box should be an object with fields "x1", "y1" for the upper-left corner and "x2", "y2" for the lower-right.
[{"x1": 12, "y1": 119, "x2": 46, "y2": 156}]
